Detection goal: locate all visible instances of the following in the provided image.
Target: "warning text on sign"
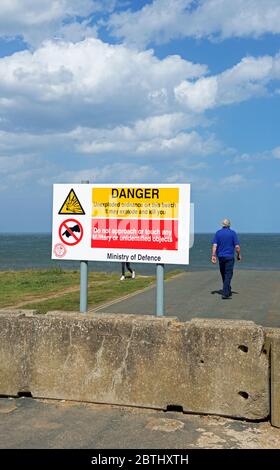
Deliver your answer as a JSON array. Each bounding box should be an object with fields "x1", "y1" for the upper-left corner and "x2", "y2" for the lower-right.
[
  {"x1": 92, "y1": 187, "x2": 179, "y2": 219},
  {"x1": 91, "y1": 219, "x2": 178, "y2": 250}
]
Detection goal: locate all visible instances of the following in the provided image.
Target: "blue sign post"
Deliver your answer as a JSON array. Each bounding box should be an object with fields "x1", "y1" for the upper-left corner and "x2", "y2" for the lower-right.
[{"x1": 156, "y1": 263, "x2": 165, "y2": 316}]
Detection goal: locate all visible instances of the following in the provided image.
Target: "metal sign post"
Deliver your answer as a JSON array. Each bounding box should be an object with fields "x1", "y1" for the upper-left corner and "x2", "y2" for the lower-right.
[
  {"x1": 80, "y1": 260, "x2": 88, "y2": 313},
  {"x1": 156, "y1": 263, "x2": 165, "y2": 316},
  {"x1": 80, "y1": 180, "x2": 89, "y2": 313}
]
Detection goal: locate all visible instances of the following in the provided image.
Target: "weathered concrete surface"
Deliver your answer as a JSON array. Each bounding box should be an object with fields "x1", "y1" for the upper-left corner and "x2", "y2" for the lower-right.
[
  {"x1": 1, "y1": 397, "x2": 280, "y2": 449},
  {"x1": 0, "y1": 310, "x2": 269, "y2": 420},
  {"x1": 264, "y1": 328, "x2": 280, "y2": 428}
]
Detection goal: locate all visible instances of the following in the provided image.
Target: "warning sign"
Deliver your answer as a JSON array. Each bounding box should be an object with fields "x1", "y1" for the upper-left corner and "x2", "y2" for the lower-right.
[
  {"x1": 52, "y1": 184, "x2": 190, "y2": 264},
  {"x1": 59, "y1": 189, "x2": 85, "y2": 215},
  {"x1": 59, "y1": 219, "x2": 83, "y2": 246}
]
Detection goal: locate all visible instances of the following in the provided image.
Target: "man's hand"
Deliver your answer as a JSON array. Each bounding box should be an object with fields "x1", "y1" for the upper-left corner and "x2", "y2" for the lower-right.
[
  {"x1": 235, "y1": 245, "x2": 241, "y2": 262},
  {"x1": 211, "y1": 255, "x2": 217, "y2": 264}
]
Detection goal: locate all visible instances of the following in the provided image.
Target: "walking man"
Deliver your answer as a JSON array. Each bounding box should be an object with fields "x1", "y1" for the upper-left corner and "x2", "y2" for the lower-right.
[{"x1": 211, "y1": 219, "x2": 241, "y2": 299}]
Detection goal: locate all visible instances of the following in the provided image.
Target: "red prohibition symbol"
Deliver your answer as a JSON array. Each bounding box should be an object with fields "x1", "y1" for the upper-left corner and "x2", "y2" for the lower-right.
[{"x1": 59, "y1": 218, "x2": 84, "y2": 246}]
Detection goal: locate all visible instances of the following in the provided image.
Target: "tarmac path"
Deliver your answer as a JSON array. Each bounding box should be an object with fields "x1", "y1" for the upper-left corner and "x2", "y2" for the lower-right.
[
  {"x1": 92, "y1": 269, "x2": 280, "y2": 328},
  {"x1": 1, "y1": 397, "x2": 280, "y2": 450}
]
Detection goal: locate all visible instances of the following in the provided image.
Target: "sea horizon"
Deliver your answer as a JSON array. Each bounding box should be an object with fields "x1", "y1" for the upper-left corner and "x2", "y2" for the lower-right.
[{"x1": 0, "y1": 233, "x2": 280, "y2": 273}]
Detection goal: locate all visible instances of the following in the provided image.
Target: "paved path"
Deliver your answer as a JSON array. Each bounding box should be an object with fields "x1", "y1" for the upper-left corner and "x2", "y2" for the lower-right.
[
  {"x1": 93, "y1": 269, "x2": 280, "y2": 327},
  {"x1": 1, "y1": 397, "x2": 280, "y2": 450}
]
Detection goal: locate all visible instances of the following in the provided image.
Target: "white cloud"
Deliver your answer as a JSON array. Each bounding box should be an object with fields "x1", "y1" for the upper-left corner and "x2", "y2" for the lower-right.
[
  {"x1": 175, "y1": 53, "x2": 280, "y2": 112},
  {"x1": 0, "y1": 153, "x2": 36, "y2": 174},
  {"x1": 108, "y1": 0, "x2": 192, "y2": 48},
  {"x1": 108, "y1": 0, "x2": 280, "y2": 47},
  {"x1": 1, "y1": 37, "x2": 278, "y2": 137},
  {"x1": 189, "y1": 0, "x2": 280, "y2": 40},
  {"x1": 0, "y1": 0, "x2": 115, "y2": 46},
  {"x1": 0, "y1": 38, "x2": 206, "y2": 131},
  {"x1": 0, "y1": 114, "x2": 219, "y2": 187},
  {"x1": 231, "y1": 152, "x2": 255, "y2": 164},
  {"x1": 272, "y1": 147, "x2": 280, "y2": 159},
  {"x1": 175, "y1": 77, "x2": 218, "y2": 113},
  {"x1": 71, "y1": 114, "x2": 220, "y2": 158},
  {"x1": 0, "y1": 152, "x2": 49, "y2": 191},
  {"x1": 2, "y1": 37, "x2": 279, "y2": 135},
  {"x1": 44, "y1": 163, "x2": 160, "y2": 185},
  {"x1": 135, "y1": 131, "x2": 219, "y2": 156},
  {"x1": 0, "y1": 129, "x2": 63, "y2": 153},
  {"x1": 2, "y1": 0, "x2": 280, "y2": 49},
  {"x1": 1, "y1": 36, "x2": 278, "y2": 189},
  {"x1": 230, "y1": 146, "x2": 280, "y2": 163},
  {"x1": 220, "y1": 174, "x2": 247, "y2": 187}
]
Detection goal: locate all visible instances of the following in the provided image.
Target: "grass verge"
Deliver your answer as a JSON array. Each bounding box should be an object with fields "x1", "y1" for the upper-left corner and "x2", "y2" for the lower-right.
[{"x1": 0, "y1": 268, "x2": 182, "y2": 314}]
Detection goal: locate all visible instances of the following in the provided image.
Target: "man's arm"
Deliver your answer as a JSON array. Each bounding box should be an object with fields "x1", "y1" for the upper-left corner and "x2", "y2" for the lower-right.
[
  {"x1": 233, "y1": 231, "x2": 241, "y2": 261},
  {"x1": 212, "y1": 244, "x2": 217, "y2": 264},
  {"x1": 235, "y1": 245, "x2": 241, "y2": 261}
]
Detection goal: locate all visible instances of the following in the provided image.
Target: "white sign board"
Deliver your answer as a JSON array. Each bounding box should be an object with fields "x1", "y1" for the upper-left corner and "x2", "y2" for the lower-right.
[{"x1": 52, "y1": 183, "x2": 190, "y2": 265}]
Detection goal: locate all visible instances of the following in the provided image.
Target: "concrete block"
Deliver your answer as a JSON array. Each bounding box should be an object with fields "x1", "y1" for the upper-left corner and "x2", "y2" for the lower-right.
[
  {"x1": 0, "y1": 310, "x2": 269, "y2": 420},
  {"x1": 264, "y1": 328, "x2": 280, "y2": 428}
]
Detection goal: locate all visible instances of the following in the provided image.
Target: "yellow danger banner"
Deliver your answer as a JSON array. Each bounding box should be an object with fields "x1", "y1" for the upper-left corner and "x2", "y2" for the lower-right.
[{"x1": 92, "y1": 187, "x2": 179, "y2": 219}]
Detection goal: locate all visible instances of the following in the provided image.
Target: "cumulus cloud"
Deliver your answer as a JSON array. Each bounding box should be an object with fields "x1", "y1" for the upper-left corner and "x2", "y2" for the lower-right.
[
  {"x1": 108, "y1": 0, "x2": 280, "y2": 47},
  {"x1": 175, "y1": 77, "x2": 218, "y2": 113},
  {"x1": 71, "y1": 113, "x2": 219, "y2": 157},
  {"x1": 0, "y1": 152, "x2": 50, "y2": 191},
  {"x1": 1, "y1": 37, "x2": 279, "y2": 133},
  {"x1": 108, "y1": 0, "x2": 192, "y2": 48},
  {"x1": 46, "y1": 163, "x2": 160, "y2": 185},
  {"x1": 2, "y1": 0, "x2": 280, "y2": 48},
  {"x1": 0, "y1": 38, "x2": 206, "y2": 131},
  {"x1": 175, "y1": 53, "x2": 280, "y2": 112},
  {"x1": 0, "y1": 0, "x2": 115, "y2": 46},
  {"x1": 1, "y1": 36, "x2": 279, "y2": 185},
  {"x1": 0, "y1": 117, "x2": 219, "y2": 173}
]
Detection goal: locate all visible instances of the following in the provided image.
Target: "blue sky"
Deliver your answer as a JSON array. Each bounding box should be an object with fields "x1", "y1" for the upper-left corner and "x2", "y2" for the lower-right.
[{"x1": 1, "y1": 0, "x2": 280, "y2": 233}]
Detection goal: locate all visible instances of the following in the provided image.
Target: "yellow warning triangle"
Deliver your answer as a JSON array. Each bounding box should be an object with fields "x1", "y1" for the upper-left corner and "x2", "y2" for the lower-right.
[{"x1": 58, "y1": 189, "x2": 85, "y2": 215}]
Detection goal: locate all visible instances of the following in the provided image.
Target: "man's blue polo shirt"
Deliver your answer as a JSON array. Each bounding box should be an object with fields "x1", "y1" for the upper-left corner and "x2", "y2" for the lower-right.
[{"x1": 212, "y1": 227, "x2": 240, "y2": 258}]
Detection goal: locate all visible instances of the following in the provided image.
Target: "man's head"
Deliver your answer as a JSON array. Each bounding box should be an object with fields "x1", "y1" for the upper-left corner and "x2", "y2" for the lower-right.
[{"x1": 221, "y1": 218, "x2": 231, "y2": 227}]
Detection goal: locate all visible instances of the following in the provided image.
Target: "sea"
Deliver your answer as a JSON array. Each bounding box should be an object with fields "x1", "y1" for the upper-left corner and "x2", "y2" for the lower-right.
[{"x1": 0, "y1": 233, "x2": 279, "y2": 273}]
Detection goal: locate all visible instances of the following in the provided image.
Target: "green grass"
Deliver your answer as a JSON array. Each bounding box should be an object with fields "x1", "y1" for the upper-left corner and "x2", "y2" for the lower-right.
[
  {"x1": 0, "y1": 268, "x2": 80, "y2": 307},
  {"x1": 0, "y1": 268, "x2": 182, "y2": 314}
]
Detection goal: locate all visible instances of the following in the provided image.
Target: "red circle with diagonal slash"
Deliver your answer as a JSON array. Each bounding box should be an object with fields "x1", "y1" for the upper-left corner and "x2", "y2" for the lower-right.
[{"x1": 59, "y1": 218, "x2": 84, "y2": 246}]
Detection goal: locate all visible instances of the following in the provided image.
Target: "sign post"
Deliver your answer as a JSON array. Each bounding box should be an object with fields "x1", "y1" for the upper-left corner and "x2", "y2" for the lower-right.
[
  {"x1": 80, "y1": 180, "x2": 89, "y2": 313},
  {"x1": 156, "y1": 263, "x2": 165, "y2": 316},
  {"x1": 80, "y1": 259, "x2": 88, "y2": 313}
]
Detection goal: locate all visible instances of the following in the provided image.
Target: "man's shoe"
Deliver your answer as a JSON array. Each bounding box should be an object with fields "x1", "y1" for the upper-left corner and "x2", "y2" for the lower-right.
[
  {"x1": 120, "y1": 275, "x2": 125, "y2": 281},
  {"x1": 132, "y1": 270, "x2": 136, "y2": 279},
  {"x1": 222, "y1": 295, "x2": 231, "y2": 299}
]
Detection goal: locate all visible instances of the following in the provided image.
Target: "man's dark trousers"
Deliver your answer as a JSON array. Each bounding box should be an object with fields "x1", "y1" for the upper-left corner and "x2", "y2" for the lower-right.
[{"x1": 218, "y1": 257, "x2": 234, "y2": 297}]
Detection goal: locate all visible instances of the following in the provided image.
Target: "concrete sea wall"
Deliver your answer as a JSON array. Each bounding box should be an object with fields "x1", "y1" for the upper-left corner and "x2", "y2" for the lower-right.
[{"x1": 0, "y1": 310, "x2": 276, "y2": 423}]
